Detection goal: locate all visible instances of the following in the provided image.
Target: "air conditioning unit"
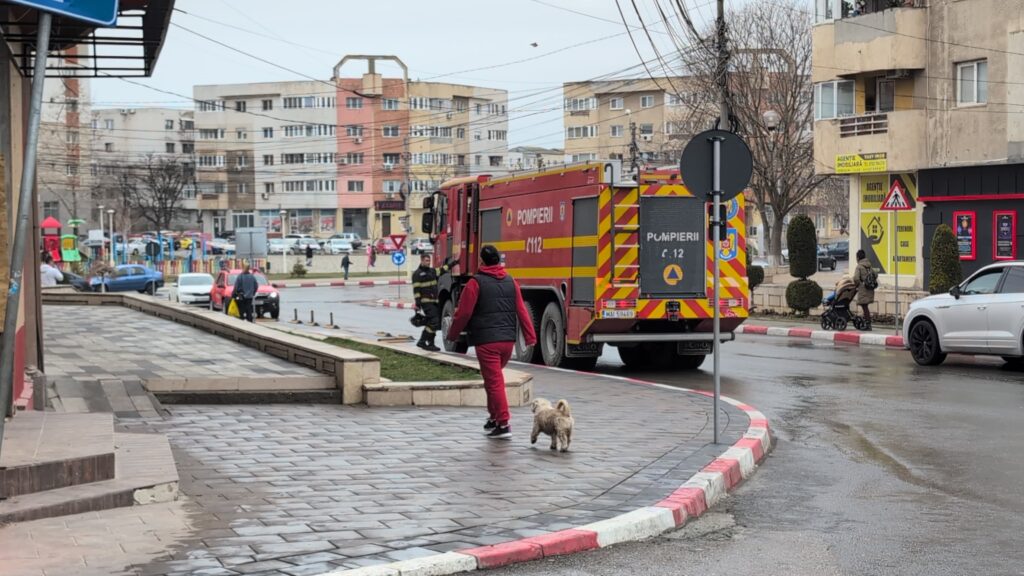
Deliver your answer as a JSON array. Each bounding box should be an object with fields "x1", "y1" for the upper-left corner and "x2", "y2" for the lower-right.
[
  {"x1": 260, "y1": 192, "x2": 269, "y2": 200},
  {"x1": 129, "y1": 109, "x2": 136, "y2": 114},
  {"x1": 446, "y1": 112, "x2": 453, "y2": 119},
  {"x1": 338, "y1": 157, "x2": 348, "y2": 165},
  {"x1": 119, "y1": 108, "x2": 129, "y2": 115},
  {"x1": 886, "y1": 69, "x2": 910, "y2": 79},
  {"x1": 383, "y1": 164, "x2": 393, "y2": 172},
  {"x1": 385, "y1": 192, "x2": 396, "y2": 199},
  {"x1": 354, "y1": 137, "x2": 363, "y2": 144},
  {"x1": 641, "y1": 134, "x2": 653, "y2": 142}
]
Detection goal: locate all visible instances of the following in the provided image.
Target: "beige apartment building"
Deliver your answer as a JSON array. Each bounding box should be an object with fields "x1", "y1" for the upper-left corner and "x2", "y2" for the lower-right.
[
  {"x1": 813, "y1": 0, "x2": 1024, "y2": 287},
  {"x1": 506, "y1": 146, "x2": 565, "y2": 172},
  {"x1": 193, "y1": 80, "x2": 338, "y2": 237},
  {"x1": 562, "y1": 77, "x2": 700, "y2": 167},
  {"x1": 334, "y1": 55, "x2": 508, "y2": 238},
  {"x1": 38, "y1": 50, "x2": 91, "y2": 230}
]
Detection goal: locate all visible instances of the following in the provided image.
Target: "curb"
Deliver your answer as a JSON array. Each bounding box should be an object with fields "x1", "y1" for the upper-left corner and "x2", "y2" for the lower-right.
[
  {"x1": 321, "y1": 375, "x2": 772, "y2": 576},
  {"x1": 271, "y1": 279, "x2": 409, "y2": 289},
  {"x1": 736, "y1": 324, "x2": 905, "y2": 348},
  {"x1": 375, "y1": 299, "x2": 416, "y2": 310}
]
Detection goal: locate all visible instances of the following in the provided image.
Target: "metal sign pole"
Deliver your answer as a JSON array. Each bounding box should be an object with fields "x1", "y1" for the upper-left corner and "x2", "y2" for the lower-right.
[
  {"x1": 0, "y1": 11, "x2": 52, "y2": 444},
  {"x1": 894, "y1": 212, "x2": 900, "y2": 335},
  {"x1": 712, "y1": 136, "x2": 723, "y2": 445}
]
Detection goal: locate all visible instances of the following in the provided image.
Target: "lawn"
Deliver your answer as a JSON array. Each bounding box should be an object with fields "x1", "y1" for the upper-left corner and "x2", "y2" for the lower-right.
[
  {"x1": 265, "y1": 271, "x2": 401, "y2": 280},
  {"x1": 324, "y1": 337, "x2": 479, "y2": 382}
]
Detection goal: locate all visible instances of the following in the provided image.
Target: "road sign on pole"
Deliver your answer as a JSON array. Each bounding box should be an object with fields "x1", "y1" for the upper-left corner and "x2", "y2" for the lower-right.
[
  {"x1": 390, "y1": 234, "x2": 407, "y2": 251},
  {"x1": 6, "y1": 0, "x2": 119, "y2": 26},
  {"x1": 880, "y1": 179, "x2": 912, "y2": 335},
  {"x1": 881, "y1": 179, "x2": 913, "y2": 211},
  {"x1": 391, "y1": 250, "x2": 406, "y2": 267}
]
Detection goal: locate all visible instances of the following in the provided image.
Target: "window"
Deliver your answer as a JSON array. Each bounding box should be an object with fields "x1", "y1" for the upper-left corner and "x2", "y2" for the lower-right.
[
  {"x1": 382, "y1": 98, "x2": 400, "y2": 110},
  {"x1": 814, "y1": 80, "x2": 855, "y2": 119},
  {"x1": 640, "y1": 95, "x2": 655, "y2": 108},
  {"x1": 263, "y1": 154, "x2": 274, "y2": 166},
  {"x1": 66, "y1": 131, "x2": 78, "y2": 144},
  {"x1": 475, "y1": 155, "x2": 482, "y2": 166},
  {"x1": 90, "y1": 163, "x2": 97, "y2": 176},
  {"x1": 238, "y1": 183, "x2": 249, "y2": 194},
  {"x1": 199, "y1": 128, "x2": 225, "y2": 140},
  {"x1": 104, "y1": 119, "x2": 114, "y2": 130},
  {"x1": 262, "y1": 99, "x2": 273, "y2": 111},
  {"x1": 67, "y1": 99, "x2": 78, "y2": 112},
  {"x1": 198, "y1": 155, "x2": 225, "y2": 167},
  {"x1": 383, "y1": 180, "x2": 403, "y2": 194},
  {"x1": 566, "y1": 125, "x2": 598, "y2": 139},
  {"x1": 489, "y1": 156, "x2": 503, "y2": 167},
  {"x1": 571, "y1": 153, "x2": 598, "y2": 162},
  {"x1": 456, "y1": 127, "x2": 465, "y2": 139},
  {"x1": 262, "y1": 127, "x2": 274, "y2": 138},
  {"x1": 639, "y1": 123, "x2": 654, "y2": 135},
  {"x1": 65, "y1": 164, "x2": 77, "y2": 176},
  {"x1": 182, "y1": 143, "x2": 194, "y2": 154},
  {"x1": 104, "y1": 142, "x2": 113, "y2": 152},
  {"x1": 346, "y1": 125, "x2": 364, "y2": 137},
  {"x1": 236, "y1": 129, "x2": 247, "y2": 139},
  {"x1": 42, "y1": 201, "x2": 59, "y2": 220},
  {"x1": 237, "y1": 155, "x2": 248, "y2": 167},
  {"x1": 962, "y1": 268, "x2": 1003, "y2": 295},
  {"x1": 346, "y1": 97, "x2": 363, "y2": 109},
  {"x1": 197, "y1": 100, "x2": 224, "y2": 112},
  {"x1": 610, "y1": 125, "x2": 624, "y2": 138},
  {"x1": 383, "y1": 153, "x2": 400, "y2": 165},
  {"x1": 344, "y1": 153, "x2": 364, "y2": 165},
  {"x1": 165, "y1": 119, "x2": 174, "y2": 130},
  {"x1": 234, "y1": 100, "x2": 247, "y2": 112},
  {"x1": 383, "y1": 125, "x2": 400, "y2": 137},
  {"x1": 166, "y1": 143, "x2": 175, "y2": 153},
  {"x1": 957, "y1": 60, "x2": 988, "y2": 105},
  {"x1": 90, "y1": 119, "x2": 98, "y2": 129},
  {"x1": 866, "y1": 78, "x2": 896, "y2": 113},
  {"x1": 264, "y1": 183, "x2": 275, "y2": 195},
  {"x1": 347, "y1": 180, "x2": 364, "y2": 192},
  {"x1": 999, "y1": 267, "x2": 1024, "y2": 294},
  {"x1": 487, "y1": 130, "x2": 507, "y2": 141},
  {"x1": 609, "y1": 97, "x2": 624, "y2": 110},
  {"x1": 564, "y1": 97, "x2": 598, "y2": 111}
]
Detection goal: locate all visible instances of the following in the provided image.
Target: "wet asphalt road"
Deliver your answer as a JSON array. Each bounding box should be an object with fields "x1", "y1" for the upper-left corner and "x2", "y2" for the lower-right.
[{"x1": 280, "y1": 286, "x2": 1024, "y2": 575}]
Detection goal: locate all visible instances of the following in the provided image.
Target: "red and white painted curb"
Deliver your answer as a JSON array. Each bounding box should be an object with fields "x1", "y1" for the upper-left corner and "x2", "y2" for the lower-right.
[
  {"x1": 271, "y1": 279, "x2": 409, "y2": 289},
  {"x1": 736, "y1": 324, "x2": 905, "y2": 349},
  {"x1": 321, "y1": 375, "x2": 772, "y2": 576},
  {"x1": 375, "y1": 299, "x2": 417, "y2": 310}
]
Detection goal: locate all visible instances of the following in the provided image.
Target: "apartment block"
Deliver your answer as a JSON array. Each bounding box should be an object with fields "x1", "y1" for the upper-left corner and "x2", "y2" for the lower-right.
[
  {"x1": 813, "y1": 0, "x2": 1024, "y2": 286},
  {"x1": 506, "y1": 146, "x2": 566, "y2": 171},
  {"x1": 193, "y1": 81, "x2": 338, "y2": 237},
  {"x1": 334, "y1": 55, "x2": 508, "y2": 238},
  {"x1": 562, "y1": 77, "x2": 698, "y2": 166}
]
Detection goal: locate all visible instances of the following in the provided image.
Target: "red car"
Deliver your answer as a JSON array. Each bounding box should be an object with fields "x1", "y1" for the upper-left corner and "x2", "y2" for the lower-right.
[
  {"x1": 373, "y1": 237, "x2": 400, "y2": 254},
  {"x1": 209, "y1": 269, "x2": 280, "y2": 319}
]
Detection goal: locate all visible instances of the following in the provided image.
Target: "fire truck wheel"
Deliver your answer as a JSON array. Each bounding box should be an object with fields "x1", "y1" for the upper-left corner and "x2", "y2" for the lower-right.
[
  {"x1": 540, "y1": 302, "x2": 568, "y2": 367},
  {"x1": 672, "y1": 354, "x2": 707, "y2": 370},
  {"x1": 617, "y1": 344, "x2": 646, "y2": 369},
  {"x1": 514, "y1": 301, "x2": 540, "y2": 363},
  {"x1": 441, "y1": 300, "x2": 469, "y2": 354},
  {"x1": 566, "y1": 356, "x2": 598, "y2": 371}
]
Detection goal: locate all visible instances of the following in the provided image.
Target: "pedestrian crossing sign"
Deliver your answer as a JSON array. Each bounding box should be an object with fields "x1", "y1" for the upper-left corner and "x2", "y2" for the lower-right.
[{"x1": 881, "y1": 180, "x2": 913, "y2": 211}]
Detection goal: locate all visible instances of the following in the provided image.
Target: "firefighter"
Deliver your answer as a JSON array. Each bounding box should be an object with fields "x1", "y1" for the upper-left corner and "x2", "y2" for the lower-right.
[{"x1": 412, "y1": 252, "x2": 453, "y2": 351}]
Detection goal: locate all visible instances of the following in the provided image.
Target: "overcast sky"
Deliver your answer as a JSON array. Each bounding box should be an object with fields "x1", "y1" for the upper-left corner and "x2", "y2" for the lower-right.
[{"x1": 91, "y1": 0, "x2": 735, "y2": 148}]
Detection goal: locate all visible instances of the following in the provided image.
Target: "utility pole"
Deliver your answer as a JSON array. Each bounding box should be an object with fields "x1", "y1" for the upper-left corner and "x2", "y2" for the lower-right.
[
  {"x1": 629, "y1": 120, "x2": 640, "y2": 180},
  {"x1": 715, "y1": 0, "x2": 731, "y2": 128}
]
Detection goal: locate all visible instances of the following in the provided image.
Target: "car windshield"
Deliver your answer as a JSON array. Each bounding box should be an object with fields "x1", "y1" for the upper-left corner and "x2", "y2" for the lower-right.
[
  {"x1": 227, "y1": 273, "x2": 269, "y2": 286},
  {"x1": 179, "y1": 275, "x2": 212, "y2": 286}
]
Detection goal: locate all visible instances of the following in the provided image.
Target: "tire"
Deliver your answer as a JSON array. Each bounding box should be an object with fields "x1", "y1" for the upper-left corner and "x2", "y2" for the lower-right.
[
  {"x1": 831, "y1": 262, "x2": 837, "y2": 271},
  {"x1": 852, "y1": 316, "x2": 868, "y2": 331},
  {"x1": 617, "y1": 345, "x2": 646, "y2": 369},
  {"x1": 539, "y1": 302, "x2": 567, "y2": 367},
  {"x1": 834, "y1": 316, "x2": 848, "y2": 331},
  {"x1": 566, "y1": 356, "x2": 598, "y2": 371},
  {"x1": 146, "y1": 282, "x2": 156, "y2": 296},
  {"x1": 821, "y1": 316, "x2": 834, "y2": 331},
  {"x1": 513, "y1": 300, "x2": 540, "y2": 363},
  {"x1": 1001, "y1": 356, "x2": 1024, "y2": 368},
  {"x1": 673, "y1": 354, "x2": 707, "y2": 370},
  {"x1": 909, "y1": 319, "x2": 946, "y2": 366},
  {"x1": 441, "y1": 300, "x2": 469, "y2": 354},
  {"x1": 270, "y1": 306, "x2": 280, "y2": 320}
]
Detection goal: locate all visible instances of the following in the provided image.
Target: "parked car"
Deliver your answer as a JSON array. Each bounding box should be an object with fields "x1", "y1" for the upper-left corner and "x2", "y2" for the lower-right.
[
  {"x1": 294, "y1": 237, "x2": 323, "y2": 253},
  {"x1": 209, "y1": 238, "x2": 235, "y2": 255},
  {"x1": 324, "y1": 238, "x2": 353, "y2": 255},
  {"x1": 410, "y1": 237, "x2": 433, "y2": 255},
  {"x1": 826, "y1": 240, "x2": 850, "y2": 261},
  {"x1": 904, "y1": 261, "x2": 1024, "y2": 366},
  {"x1": 171, "y1": 273, "x2": 214, "y2": 305},
  {"x1": 61, "y1": 271, "x2": 90, "y2": 292},
  {"x1": 817, "y1": 246, "x2": 837, "y2": 271},
  {"x1": 90, "y1": 264, "x2": 164, "y2": 295},
  {"x1": 208, "y1": 269, "x2": 280, "y2": 319},
  {"x1": 267, "y1": 238, "x2": 295, "y2": 255},
  {"x1": 373, "y1": 237, "x2": 399, "y2": 254},
  {"x1": 329, "y1": 232, "x2": 363, "y2": 249}
]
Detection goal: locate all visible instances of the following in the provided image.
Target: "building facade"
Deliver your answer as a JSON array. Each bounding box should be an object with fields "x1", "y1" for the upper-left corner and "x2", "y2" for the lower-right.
[
  {"x1": 334, "y1": 56, "x2": 508, "y2": 239},
  {"x1": 506, "y1": 146, "x2": 565, "y2": 172},
  {"x1": 813, "y1": 0, "x2": 1024, "y2": 286}
]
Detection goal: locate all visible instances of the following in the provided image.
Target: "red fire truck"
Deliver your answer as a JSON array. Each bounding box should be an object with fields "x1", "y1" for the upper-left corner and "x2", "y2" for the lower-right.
[{"x1": 421, "y1": 161, "x2": 749, "y2": 371}]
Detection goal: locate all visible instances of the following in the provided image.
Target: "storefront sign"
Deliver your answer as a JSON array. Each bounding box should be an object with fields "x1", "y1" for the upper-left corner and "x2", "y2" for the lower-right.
[
  {"x1": 837, "y1": 152, "x2": 887, "y2": 174},
  {"x1": 375, "y1": 200, "x2": 405, "y2": 211},
  {"x1": 954, "y1": 211, "x2": 976, "y2": 261},
  {"x1": 994, "y1": 211, "x2": 1016, "y2": 260},
  {"x1": 859, "y1": 173, "x2": 917, "y2": 276}
]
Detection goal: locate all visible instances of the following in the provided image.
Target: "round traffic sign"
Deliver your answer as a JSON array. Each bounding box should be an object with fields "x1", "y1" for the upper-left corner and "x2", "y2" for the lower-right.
[
  {"x1": 679, "y1": 129, "x2": 753, "y2": 202},
  {"x1": 391, "y1": 250, "x2": 406, "y2": 266}
]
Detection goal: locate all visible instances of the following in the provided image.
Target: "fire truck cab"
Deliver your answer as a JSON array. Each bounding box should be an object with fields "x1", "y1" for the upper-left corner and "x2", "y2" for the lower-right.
[{"x1": 421, "y1": 160, "x2": 748, "y2": 371}]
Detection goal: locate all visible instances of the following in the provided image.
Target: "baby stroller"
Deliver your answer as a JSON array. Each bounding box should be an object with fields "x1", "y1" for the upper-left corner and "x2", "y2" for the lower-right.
[{"x1": 820, "y1": 276, "x2": 869, "y2": 331}]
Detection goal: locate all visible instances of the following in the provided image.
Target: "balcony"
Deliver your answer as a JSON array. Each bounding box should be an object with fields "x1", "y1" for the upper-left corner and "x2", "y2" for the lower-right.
[
  {"x1": 814, "y1": 109, "x2": 926, "y2": 174},
  {"x1": 811, "y1": 4, "x2": 927, "y2": 82}
]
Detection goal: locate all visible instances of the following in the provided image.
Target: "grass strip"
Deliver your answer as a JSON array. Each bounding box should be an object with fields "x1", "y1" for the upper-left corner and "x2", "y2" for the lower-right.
[{"x1": 324, "y1": 337, "x2": 479, "y2": 382}]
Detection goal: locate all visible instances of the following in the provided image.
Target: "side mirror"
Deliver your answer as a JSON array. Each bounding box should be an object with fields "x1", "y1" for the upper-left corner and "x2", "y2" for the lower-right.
[
  {"x1": 949, "y1": 285, "x2": 961, "y2": 299},
  {"x1": 422, "y1": 196, "x2": 434, "y2": 210},
  {"x1": 421, "y1": 212, "x2": 434, "y2": 234}
]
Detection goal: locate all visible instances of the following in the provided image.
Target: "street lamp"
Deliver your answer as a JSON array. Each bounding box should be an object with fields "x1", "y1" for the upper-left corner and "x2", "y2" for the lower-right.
[
  {"x1": 279, "y1": 209, "x2": 287, "y2": 275},
  {"x1": 762, "y1": 110, "x2": 782, "y2": 266},
  {"x1": 107, "y1": 209, "x2": 116, "y2": 266}
]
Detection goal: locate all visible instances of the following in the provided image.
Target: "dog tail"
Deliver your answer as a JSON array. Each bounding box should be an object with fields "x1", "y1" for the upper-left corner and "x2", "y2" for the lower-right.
[{"x1": 555, "y1": 399, "x2": 571, "y2": 416}]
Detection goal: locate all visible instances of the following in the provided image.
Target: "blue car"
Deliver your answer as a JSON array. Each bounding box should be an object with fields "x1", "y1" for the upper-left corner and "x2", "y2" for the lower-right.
[{"x1": 90, "y1": 264, "x2": 164, "y2": 295}]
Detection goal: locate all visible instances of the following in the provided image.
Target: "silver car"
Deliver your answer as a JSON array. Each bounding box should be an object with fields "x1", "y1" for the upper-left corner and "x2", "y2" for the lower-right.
[
  {"x1": 904, "y1": 261, "x2": 1024, "y2": 366},
  {"x1": 172, "y1": 273, "x2": 214, "y2": 305}
]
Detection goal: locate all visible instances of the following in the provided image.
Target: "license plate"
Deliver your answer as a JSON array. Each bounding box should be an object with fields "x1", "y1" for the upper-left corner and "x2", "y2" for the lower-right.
[
  {"x1": 601, "y1": 309, "x2": 636, "y2": 319},
  {"x1": 677, "y1": 341, "x2": 712, "y2": 355}
]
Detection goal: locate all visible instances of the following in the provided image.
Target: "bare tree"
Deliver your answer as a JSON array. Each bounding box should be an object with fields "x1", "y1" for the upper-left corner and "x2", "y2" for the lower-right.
[
  {"x1": 113, "y1": 155, "x2": 193, "y2": 231},
  {"x1": 815, "y1": 177, "x2": 850, "y2": 237},
  {"x1": 670, "y1": 0, "x2": 827, "y2": 260}
]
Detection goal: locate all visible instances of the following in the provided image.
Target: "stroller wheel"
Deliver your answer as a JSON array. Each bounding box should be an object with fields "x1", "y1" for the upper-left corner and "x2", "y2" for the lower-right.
[
  {"x1": 852, "y1": 316, "x2": 868, "y2": 331},
  {"x1": 820, "y1": 316, "x2": 834, "y2": 331},
  {"x1": 834, "y1": 317, "x2": 848, "y2": 331}
]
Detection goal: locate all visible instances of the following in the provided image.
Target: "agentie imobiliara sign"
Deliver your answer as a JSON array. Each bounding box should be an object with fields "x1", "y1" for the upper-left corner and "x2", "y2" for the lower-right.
[{"x1": 836, "y1": 152, "x2": 888, "y2": 174}]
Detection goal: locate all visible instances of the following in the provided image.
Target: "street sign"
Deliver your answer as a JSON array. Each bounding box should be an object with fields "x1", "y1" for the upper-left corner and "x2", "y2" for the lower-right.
[
  {"x1": 389, "y1": 234, "x2": 407, "y2": 250},
  {"x1": 391, "y1": 250, "x2": 406, "y2": 266},
  {"x1": 880, "y1": 179, "x2": 913, "y2": 211},
  {"x1": 680, "y1": 129, "x2": 753, "y2": 201},
  {"x1": 6, "y1": 0, "x2": 119, "y2": 26}
]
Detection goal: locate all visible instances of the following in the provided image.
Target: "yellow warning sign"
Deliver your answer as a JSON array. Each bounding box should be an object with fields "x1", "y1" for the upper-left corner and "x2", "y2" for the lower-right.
[{"x1": 663, "y1": 264, "x2": 683, "y2": 286}]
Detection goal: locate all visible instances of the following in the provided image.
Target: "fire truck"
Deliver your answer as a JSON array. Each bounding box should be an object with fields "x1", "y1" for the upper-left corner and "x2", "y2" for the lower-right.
[{"x1": 421, "y1": 161, "x2": 749, "y2": 371}]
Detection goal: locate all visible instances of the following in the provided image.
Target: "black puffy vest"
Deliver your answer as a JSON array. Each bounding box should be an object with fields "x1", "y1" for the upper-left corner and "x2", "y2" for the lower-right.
[{"x1": 467, "y1": 273, "x2": 517, "y2": 346}]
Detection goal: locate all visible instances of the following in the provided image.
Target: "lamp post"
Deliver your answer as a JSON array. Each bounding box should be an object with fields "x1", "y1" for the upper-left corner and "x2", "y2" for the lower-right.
[
  {"x1": 762, "y1": 110, "x2": 782, "y2": 266},
  {"x1": 107, "y1": 209, "x2": 115, "y2": 266},
  {"x1": 279, "y1": 209, "x2": 287, "y2": 275}
]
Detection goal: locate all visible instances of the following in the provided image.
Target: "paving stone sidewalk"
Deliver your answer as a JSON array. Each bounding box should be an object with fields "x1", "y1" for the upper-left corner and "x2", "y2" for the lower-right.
[{"x1": 6, "y1": 305, "x2": 749, "y2": 576}]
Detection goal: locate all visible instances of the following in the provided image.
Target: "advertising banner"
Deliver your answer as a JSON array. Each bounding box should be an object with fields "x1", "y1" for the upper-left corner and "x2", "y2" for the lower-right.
[
  {"x1": 859, "y1": 173, "x2": 918, "y2": 275},
  {"x1": 954, "y1": 211, "x2": 976, "y2": 261}
]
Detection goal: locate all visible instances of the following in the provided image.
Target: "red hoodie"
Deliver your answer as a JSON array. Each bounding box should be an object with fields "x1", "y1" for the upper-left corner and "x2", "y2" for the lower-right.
[{"x1": 447, "y1": 264, "x2": 537, "y2": 346}]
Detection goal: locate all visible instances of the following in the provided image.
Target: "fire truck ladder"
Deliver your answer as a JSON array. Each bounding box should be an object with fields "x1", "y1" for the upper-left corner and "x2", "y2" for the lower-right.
[{"x1": 610, "y1": 188, "x2": 640, "y2": 289}]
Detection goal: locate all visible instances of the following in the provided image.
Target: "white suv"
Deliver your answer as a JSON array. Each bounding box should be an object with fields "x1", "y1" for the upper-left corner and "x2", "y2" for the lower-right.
[
  {"x1": 330, "y1": 232, "x2": 363, "y2": 249},
  {"x1": 904, "y1": 261, "x2": 1024, "y2": 366}
]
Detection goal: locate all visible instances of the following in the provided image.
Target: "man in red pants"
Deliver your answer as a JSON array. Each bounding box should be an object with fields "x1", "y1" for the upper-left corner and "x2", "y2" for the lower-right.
[{"x1": 447, "y1": 244, "x2": 536, "y2": 439}]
